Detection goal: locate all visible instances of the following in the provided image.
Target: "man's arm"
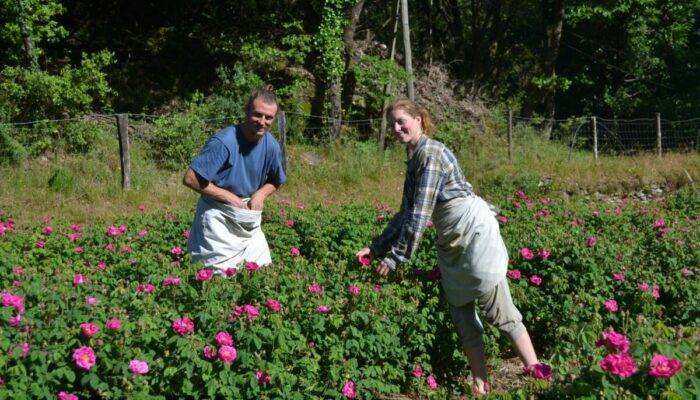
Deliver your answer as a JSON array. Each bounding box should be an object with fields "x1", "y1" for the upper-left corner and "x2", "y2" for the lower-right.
[
  {"x1": 247, "y1": 182, "x2": 278, "y2": 211},
  {"x1": 182, "y1": 168, "x2": 247, "y2": 208}
]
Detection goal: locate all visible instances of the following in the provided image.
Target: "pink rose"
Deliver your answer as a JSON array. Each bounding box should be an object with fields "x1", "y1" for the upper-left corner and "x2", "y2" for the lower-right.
[
  {"x1": 308, "y1": 283, "x2": 322, "y2": 294},
  {"x1": 217, "y1": 345, "x2": 237, "y2": 364},
  {"x1": 243, "y1": 305, "x2": 259, "y2": 319},
  {"x1": 285, "y1": 219, "x2": 294, "y2": 227},
  {"x1": 129, "y1": 359, "x2": 149, "y2": 374},
  {"x1": 215, "y1": 331, "x2": 234, "y2": 346},
  {"x1": 359, "y1": 255, "x2": 371, "y2": 266},
  {"x1": 72, "y1": 346, "x2": 96, "y2": 370},
  {"x1": 57, "y1": 392, "x2": 79, "y2": 400},
  {"x1": 341, "y1": 380, "x2": 356, "y2": 399},
  {"x1": 163, "y1": 275, "x2": 181, "y2": 286},
  {"x1": 290, "y1": 247, "x2": 300, "y2": 256},
  {"x1": 530, "y1": 275, "x2": 543, "y2": 286},
  {"x1": 538, "y1": 249, "x2": 551, "y2": 259},
  {"x1": 426, "y1": 375, "x2": 438, "y2": 389},
  {"x1": 604, "y1": 299, "x2": 618, "y2": 312},
  {"x1": 106, "y1": 319, "x2": 122, "y2": 331},
  {"x1": 498, "y1": 216, "x2": 508, "y2": 224},
  {"x1": 203, "y1": 345, "x2": 217, "y2": 359},
  {"x1": 648, "y1": 354, "x2": 682, "y2": 378},
  {"x1": 524, "y1": 363, "x2": 553, "y2": 380},
  {"x1": 256, "y1": 370, "x2": 271, "y2": 384},
  {"x1": 196, "y1": 269, "x2": 214, "y2": 281},
  {"x1": 14, "y1": 342, "x2": 30, "y2": 357},
  {"x1": 266, "y1": 299, "x2": 281, "y2": 312},
  {"x1": 599, "y1": 352, "x2": 636, "y2": 378},
  {"x1": 638, "y1": 282, "x2": 650, "y2": 291},
  {"x1": 245, "y1": 261, "x2": 260, "y2": 271},
  {"x1": 172, "y1": 317, "x2": 195, "y2": 335},
  {"x1": 520, "y1": 247, "x2": 534, "y2": 260},
  {"x1": 612, "y1": 273, "x2": 625, "y2": 281},
  {"x1": 80, "y1": 323, "x2": 100, "y2": 337},
  {"x1": 317, "y1": 305, "x2": 333, "y2": 313},
  {"x1": 596, "y1": 330, "x2": 630, "y2": 353},
  {"x1": 585, "y1": 236, "x2": 597, "y2": 247},
  {"x1": 412, "y1": 364, "x2": 423, "y2": 378},
  {"x1": 507, "y1": 270, "x2": 522, "y2": 279},
  {"x1": 349, "y1": 286, "x2": 361, "y2": 296},
  {"x1": 72, "y1": 274, "x2": 89, "y2": 286},
  {"x1": 170, "y1": 246, "x2": 183, "y2": 255}
]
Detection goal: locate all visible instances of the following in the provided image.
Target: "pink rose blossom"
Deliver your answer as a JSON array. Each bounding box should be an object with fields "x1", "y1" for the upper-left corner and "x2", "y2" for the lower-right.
[
  {"x1": 96, "y1": 262, "x2": 106, "y2": 271},
  {"x1": 681, "y1": 268, "x2": 692, "y2": 277},
  {"x1": 14, "y1": 342, "x2": 30, "y2": 357},
  {"x1": 256, "y1": 370, "x2": 271, "y2": 384},
  {"x1": 70, "y1": 223, "x2": 81, "y2": 231},
  {"x1": 36, "y1": 240, "x2": 46, "y2": 248},
  {"x1": 498, "y1": 216, "x2": 508, "y2": 224},
  {"x1": 648, "y1": 354, "x2": 682, "y2": 378},
  {"x1": 73, "y1": 274, "x2": 89, "y2": 286},
  {"x1": 507, "y1": 270, "x2": 522, "y2": 279},
  {"x1": 308, "y1": 283, "x2": 322, "y2": 293},
  {"x1": 245, "y1": 261, "x2": 260, "y2": 271},
  {"x1": 224, "y1": 267, "x2": 238, "y2": 276},
  {"x1": 138, "y1": 204, "x2": 145, "y2": 212},
  {"x1": 359, "y1": 255, "x2": 371, "y2": 266},
  {"x1": 516, "y1": 191, "x2": 528, "y2": 200},
  {"x1": 349, "y1": 286, "x2": 361, "y2": 296},
  {"x1": 653, "y1": 219, "x2": 666, "y2": 228},
  {"x1": 138, "y1": 230, "x2": 148, "y2": 236},
  {"x1": 2, "y1": 293, "x2": 25, "y2": 313},
  {"x1": 585, "y1": 236, "x2": 597, "y2": 247},
  {"x1": 69, "y1": 233, "x2": 82, "y2": 241},
  {"x1": 85, "y1": 297, "x2": 98, "y2": 305},
  {"x1": 196, "y1": 269, "x2": 214, "y2": 281},
  {"x1": 72, "y1": 346, "x2": 96, "y2": 370},
  {"x1": 80, "y1": 323, "x2": 100, "y2": 337},
  {"x1": 266, "y1": 299, "x2": 281, "y2": 312},
  {"x1": 203, "y1": 345, "x2": 217, "y2": 359},
  {"x1": 106, "y1": 226, "x2": 121, "y2": 236},
  {"x1": 317, "y1": 305, "x2": 333, "y2": 313},
  {"x1": 215, "y1": 332, "x2": 234, "y2": 346},
  {"x1": 596, "y1": 330, "x2": 630, "y2": 353},
  {"x1": 290, "y1": 247, "x2": 300, "y2": 256},
  {"x1": 524, "y1": 363, "x2": 553, "y2": 380},
  {"x1": 530, "y1": 275, "x2": 542, "y2": 286},
  {"x1": 520, "y1": 247, "x2": 534, "y2": 260},
  {"x1": 136, "y1": 283, "x2": 155, "y2": 293},
  {"x1": 217, "y1": 345, "x2": 237, "y2": 363},
  {"x1": 599, "y1": 352, "x2": 636, "y2": 378},
  {"x1": 638, "y1": 282, "x2": 650, "y2": 291},
  {"x1": 538, "y1": 249, "x2": 551, "y2": 259},
  {"x1": 183, "y1": 230, "x2": 190, "y2": 238},
  {"x1": 604, "y1": 299, "x2": 619, "y2": 312},
  {"x1": 652, "y1": 286, "x2": 660, "y2": 300},
  {"x1": 106, "y1": 319, "x2": 122, "y2": 331},
  {"x1": 612, "y1": 273, "x2": 625, "y2": 281},
  {"x1": 170, "y1": 246, "x2": 183, "y2": 255},
  {"x1": 58, "y1": 392, "x2": 79, "y2": 400},
  {"x1": 172, "y1": 317, "x2": 195, "y2": 335},
  {"x1": 8, "y1": 314, "x2": 22, "y2": 327},
  {"x1": 129, "y1": 360, "x2": 149, "y2": 374},
  {"x1": 426, "y1": 375, "x2": 438, "y2": 389},
  {"x1": 341, "y1": 380, "x2": 357, "y2": 399},
  {"x1": 412, "y1": 364, "x2": 423, "y2": 378},
  {"x1": 163, "y1": 275, "x2": 181, "y2": 286},
  {"x1": 285, "y1": 219, "x2": 294, "y2": 227},
  {"x1": 244, "y1": 305, "x2": 259, "y2": 318}
]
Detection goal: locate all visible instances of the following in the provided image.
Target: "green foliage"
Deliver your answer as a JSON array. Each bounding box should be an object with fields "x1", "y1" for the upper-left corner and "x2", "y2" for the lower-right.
[
  {"x1": 352, "y1": 55, "x2": 411, "y2": 113},
  {"x1": 147, "y1": 93, "x2": 213, "y2": 171},
  {"x1": 0, "y1": 124, "x2": 28, "y2": 164},
  {"x1": 0, "y1": 50, "x2": 114, "y2": 122},
  {"x1": 0, "y1": 0, "x2": 67, "y2": 65}
]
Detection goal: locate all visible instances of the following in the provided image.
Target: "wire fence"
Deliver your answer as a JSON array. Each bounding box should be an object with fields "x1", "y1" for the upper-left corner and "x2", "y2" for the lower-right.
[{"x1": 1, "y1": 111, "x2": 698, "y2": 181}]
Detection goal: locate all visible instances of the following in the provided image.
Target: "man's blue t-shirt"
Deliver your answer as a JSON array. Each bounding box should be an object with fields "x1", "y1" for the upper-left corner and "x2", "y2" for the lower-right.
[{"x1": 190, "y1": 125, "x2": 286, "y2": 198}]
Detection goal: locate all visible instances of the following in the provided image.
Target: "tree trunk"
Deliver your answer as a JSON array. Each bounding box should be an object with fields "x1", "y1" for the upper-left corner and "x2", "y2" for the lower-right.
[
  {"x1": 542, "y1": 0, "x2": 565, "y2": 139},
  {"x1": 18, "y1": 2, "x2": 39, "y2": 70},
  {"x1": 380, "y1": 0, "x2": 401, "y2": 151},
  {"x1": 341, "y1": 0, "x2": 367, "y2": 120},
  {"x1": 400, "y1": 0, "x2": 415, "y2": 99}
]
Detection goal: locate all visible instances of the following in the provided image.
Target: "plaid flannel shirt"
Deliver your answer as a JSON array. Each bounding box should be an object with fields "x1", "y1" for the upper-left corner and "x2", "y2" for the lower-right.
[{"x1": 370, "y1": 135, "x2": 474, "y2": 270}]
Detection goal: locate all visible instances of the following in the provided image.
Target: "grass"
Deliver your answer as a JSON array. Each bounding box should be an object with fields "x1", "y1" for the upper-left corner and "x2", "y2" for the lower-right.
[{"x1": 1, "y1": 130, "x2": 698, "y2": 224}]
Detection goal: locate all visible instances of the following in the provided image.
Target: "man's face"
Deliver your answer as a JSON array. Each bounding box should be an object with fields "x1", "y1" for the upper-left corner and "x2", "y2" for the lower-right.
[{"x1": 243, "y1": 98, "x2": 278, "y2": 143}]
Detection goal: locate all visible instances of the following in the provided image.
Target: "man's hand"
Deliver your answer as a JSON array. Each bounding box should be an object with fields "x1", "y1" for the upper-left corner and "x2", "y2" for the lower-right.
[{"x1": 247, "y1": 194, "x2": 265, "y2": 210}]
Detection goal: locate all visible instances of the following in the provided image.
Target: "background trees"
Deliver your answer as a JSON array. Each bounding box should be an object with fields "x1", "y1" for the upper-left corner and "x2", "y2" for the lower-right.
[{"x1": 2, "y1": 0, "x2": 700, "y2": 135}]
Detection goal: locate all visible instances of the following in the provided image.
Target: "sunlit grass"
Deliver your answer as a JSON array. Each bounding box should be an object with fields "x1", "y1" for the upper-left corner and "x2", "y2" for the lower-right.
[{"x1": 1, "y1": 130, "x2": 698, "y2": 223}]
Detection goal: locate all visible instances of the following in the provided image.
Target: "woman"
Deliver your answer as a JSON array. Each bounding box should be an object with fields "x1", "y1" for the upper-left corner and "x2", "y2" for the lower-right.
[{"x1": 355, "y1": 98, "x2": 546, "y2": 395}]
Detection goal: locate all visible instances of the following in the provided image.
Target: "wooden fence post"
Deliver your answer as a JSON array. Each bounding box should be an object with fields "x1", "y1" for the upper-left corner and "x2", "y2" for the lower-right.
[
  {"x1": 507, "y1": 110, "x2": 513, "y2": 162},
  {"x1": 278, "y1": 111, "x2": 288, "y2": 174},
  {"x1": 116, "y1": 114, "x2": 131, "y2": 191},
  {"x1": 656, "y1": 112, "x2": 662, "y2": 158},
  {"x1": 592, "y1": 116, "x2": 598, "y2": 161}
]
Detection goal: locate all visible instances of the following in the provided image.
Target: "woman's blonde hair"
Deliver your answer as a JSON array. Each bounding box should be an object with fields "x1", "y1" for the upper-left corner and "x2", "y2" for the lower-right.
[{"x1": 385, "y1": 98, "x2": 435, "y2": 136}]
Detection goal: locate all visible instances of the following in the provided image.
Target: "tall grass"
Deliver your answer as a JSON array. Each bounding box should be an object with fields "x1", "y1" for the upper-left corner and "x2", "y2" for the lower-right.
[{"x1": 1, "y1": 129, "x2": 698, "y2": 223}]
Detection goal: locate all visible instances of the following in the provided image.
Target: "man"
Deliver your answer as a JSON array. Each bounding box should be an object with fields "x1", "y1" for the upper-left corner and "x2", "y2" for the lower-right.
[{"x1": 183, "y1": 86, "x2": 286, "y2": 273}]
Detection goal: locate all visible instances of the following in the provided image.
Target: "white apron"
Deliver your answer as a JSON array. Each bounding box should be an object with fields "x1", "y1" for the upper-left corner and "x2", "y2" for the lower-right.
[
  {"x1": 433, "y1": 195, "x2": 508, "y2": 306},
  {"x1": 187, "y1": 196, "x2": 272, "y2": 271}
]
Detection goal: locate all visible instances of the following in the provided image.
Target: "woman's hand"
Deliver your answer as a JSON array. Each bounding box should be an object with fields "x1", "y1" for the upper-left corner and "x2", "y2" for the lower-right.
[{"x1": 375, "y1": 262, "x2": 391, "y2": 277}]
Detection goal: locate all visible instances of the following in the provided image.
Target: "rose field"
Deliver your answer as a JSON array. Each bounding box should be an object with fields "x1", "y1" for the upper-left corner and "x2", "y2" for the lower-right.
[{"x1": 0, "y1": 187, "x2": 699, "y2": 399}]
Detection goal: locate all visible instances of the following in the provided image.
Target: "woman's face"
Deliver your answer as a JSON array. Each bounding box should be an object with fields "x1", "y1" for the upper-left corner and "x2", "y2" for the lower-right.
[{"x1": 389, "y1": 108, "x2": 423, "y2": 146}]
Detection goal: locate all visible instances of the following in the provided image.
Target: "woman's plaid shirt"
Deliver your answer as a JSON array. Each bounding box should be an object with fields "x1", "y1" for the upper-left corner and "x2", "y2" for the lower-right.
[{"x1": 370, "y1": 135, "x2": 474, "y2": 270}]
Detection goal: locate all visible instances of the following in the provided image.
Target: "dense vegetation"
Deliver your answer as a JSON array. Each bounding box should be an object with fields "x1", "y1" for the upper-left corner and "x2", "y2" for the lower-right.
[{"x1": 0, "y1": 186, "x2": 698, "y2": 398}]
